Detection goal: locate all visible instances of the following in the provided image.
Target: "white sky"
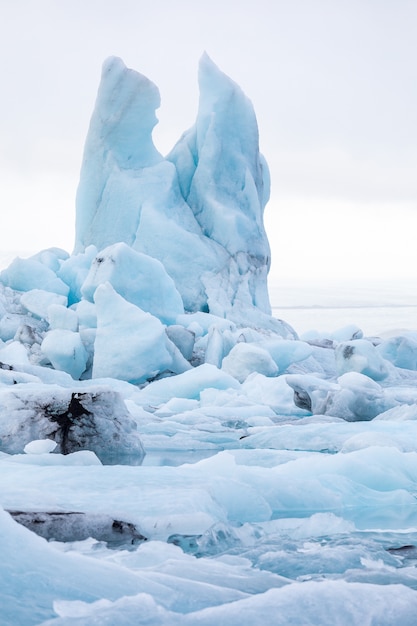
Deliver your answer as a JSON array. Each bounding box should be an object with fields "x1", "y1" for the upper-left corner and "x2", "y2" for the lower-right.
[{"x1": 0, "y1": 0, "x2": 416, "y2": 281}]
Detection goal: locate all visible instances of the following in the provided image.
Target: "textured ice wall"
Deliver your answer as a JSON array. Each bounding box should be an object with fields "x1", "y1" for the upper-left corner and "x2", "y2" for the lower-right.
[{"x1": 75, "y1": 55, "x2": 272, "y2": 325}]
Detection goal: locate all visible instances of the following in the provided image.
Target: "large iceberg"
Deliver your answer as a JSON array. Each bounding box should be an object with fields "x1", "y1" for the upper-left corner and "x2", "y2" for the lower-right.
[
  {"x1": 74, "y1": 55, "x2": 272, "y2": 325},
  {"x1": 2, "y1": 55, "x2": 417, "y2": 625}
]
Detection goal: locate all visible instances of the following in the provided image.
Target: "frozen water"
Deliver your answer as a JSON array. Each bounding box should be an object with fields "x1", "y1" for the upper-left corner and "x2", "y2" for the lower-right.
[
  {"x1": 38, "y1": 582, "x2": 417, "y2": 626},
  {"x1": 92, "y1": 283, "x2": 190, "y2": 383},
  {"x1": 20, "y1": 290, "x2": 68, "y2": 320},
  {"x1": 74, "y1": 54, "x2": 277, "y2": 327},
  {"x1": 81, "y1": 243, "x2": 184, "y2": 325},
  {"x1": 41, "y1": 329, "x2": 88, "y2": 379},
  {"x1": 377, "y1": 333, "x2": 417, "y2": 370},
  {"x1": 48, "y1": 304, "x2": 78, "y2": 332},
  {"x1": 2, "y1": 56, "x2": 417, "y2": 624},
  {"x1": 167, "y1": 53, "x2": 271, "y2": 319},
  {"x1": 24, "y1": 439, "x2": 57, "y2": 454},
  {"x1": 221, "y1": 342, "x2": 279, "y2": 382},
  {"x1": 335, "y1": 339, "x2": 390, "y2": 380},
  {"x1": 1, "y1": 255, "x2": 69, "y2": 296}
]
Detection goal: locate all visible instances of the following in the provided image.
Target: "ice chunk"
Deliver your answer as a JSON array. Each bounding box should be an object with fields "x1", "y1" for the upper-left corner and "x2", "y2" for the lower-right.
[
  {"x1": 377, "y1": 334, "x2": 417, "y2": 370},
  {"x1": 0, "y1": 507, "x2": 147, "y2": 625},
  {"x1": 92, "y1": 283, "x2": 189, "y2": 383},
  {"x1": 242, "y1": 373, "x2": 311, "y2": 416},
  {"x1": 4, "y1": 449, "x2": 102, "y2": 466},
  {"x1": 375, "y1": 404, "x2": 417, "y2": 421},
  {"x1": 13, "y1": 320, "x2": 44, "y2": 351},
  {"x1": 221, "y1": 343, "x2": 278, "y2": 382},
  {"x1": 165, "y1": 325, "x2": 195, "y2": 361},
  {"x1": 28, "y1": 247, "x2": 69, "y2": 272},
  {"x1": 24, "y1": 439, "x2": 57, "y2": 454},
  {"x1": 41, "y1": 329, "x2": 88, "y2": 379},
  {"x1": 0, "y1": 315, "x2": 22, "y2": 342},
  {"x1": 340, "y1": 432, "x2": 405, "y2": 453},
  {"x1": 259, "y1": 339, "x2": 312, "y2": 372},
  {"x1": 286, "y1": 374, "x2": 337, "y2": 415},
  {"x1": 286, "y1": 372, "x2": 395, "y2": 421},
  {"x1": 48, "y1": 304, "x2": 79, "y2": 331},
  {"x1": 73, "y1": 299, "x2": 97, "y2": 329},
  {"x1": 37, "y1": 580, "x2": 417, "y2": 625},
  {"x1": 0, "y1": 340, "x2": 30, "y2": 366},
  {"x1": 20, "y1": 289, "x2": 68, "y2": 320},
  {"x1": 330, "y1": 325, "x2": 363, "y2": 341},
  {"x1": 10, "y1": 511, "x2": 146, "y2": 547},
  {"x1": 0, "y1": 385, "x2": 144, "y2": 463},
  {"x1": 241, "y1": 420, "x2": 417, "y2": 456},
  {"x1": 0, "y1": 367, "x2": 40, "y2": 386},
  {"x1": 81, "y1": 243, "x2": 184, "y2": 325},
  {"x1": 335, "y1": 339, "x2": 389, "y2": 381},
  {"x1": 135, "y1": 363, "x2": 240, "y2": 406},
  {"x1": 155, "y1": 397, "x2": 200, "y2": 416},
  {"x1": 177, "y1": 313, "x2": 236, "y2": 336},
  {"x1": 203, "y1": 326, "x2": 223, "y2": 368},
  {"x1": 332, "y1": 373, "x2": 393, "y2": 421},
  {"x1": 0, "y1": 257, "x2": 69, "y2": 296},
  {"x1": 57, "y1": 245, "x2": 98, "y2": 305}
]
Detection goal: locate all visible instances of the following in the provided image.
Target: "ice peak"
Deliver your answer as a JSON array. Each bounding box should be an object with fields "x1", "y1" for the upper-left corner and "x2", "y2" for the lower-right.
[
  {"x1": 198, "y1": 51, "x2": 225, "y2": 82},
  {"x1": 87, "y1": 56, "x2": 162, "y2": 169},
  {"x1": 75, "y1": 56, "x2": 275, "y2": 327},
  {"x1": 198, "y1": 51, "x2": 238, "y2": 101}
]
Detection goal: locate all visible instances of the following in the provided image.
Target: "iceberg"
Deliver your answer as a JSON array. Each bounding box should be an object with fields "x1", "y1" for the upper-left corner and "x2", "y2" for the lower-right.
[
  {"x1": 92, "y1": 282, "x2": 190, "y2": 383},
  {"x1": 2, "y1": 54, "x2": 417, "y2": 625},
  {"x1": 74, "y1": 55, "x2": 275, "y2": 327}
]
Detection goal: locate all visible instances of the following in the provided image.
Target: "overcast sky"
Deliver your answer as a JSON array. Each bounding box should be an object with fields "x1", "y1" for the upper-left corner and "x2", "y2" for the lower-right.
[{"x1": 0, "y1": 0, "x2": 416, "y2": 281}]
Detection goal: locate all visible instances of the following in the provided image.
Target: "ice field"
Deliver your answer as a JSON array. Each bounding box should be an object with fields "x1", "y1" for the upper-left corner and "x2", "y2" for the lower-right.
[{"x1": 1, "y1": 56, "x2": 417, "y2": 625}]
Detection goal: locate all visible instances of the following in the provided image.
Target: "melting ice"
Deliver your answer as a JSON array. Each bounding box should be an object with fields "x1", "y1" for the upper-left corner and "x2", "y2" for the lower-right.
[{"x1": 1, "y1": 56, "x2": 417, "y2": 625}]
